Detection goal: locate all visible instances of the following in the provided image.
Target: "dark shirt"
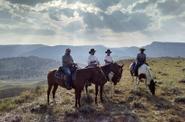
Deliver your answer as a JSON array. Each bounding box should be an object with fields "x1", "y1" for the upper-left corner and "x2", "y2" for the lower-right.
[
  {"x1": 62, "y1": 54, "x2": 74, "y2": 67},
  {"x1": 137, "y1": 53, "x2": 146, "y2": 64}
]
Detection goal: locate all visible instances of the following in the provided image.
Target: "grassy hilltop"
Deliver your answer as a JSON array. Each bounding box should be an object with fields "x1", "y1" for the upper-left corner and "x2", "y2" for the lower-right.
[{"x1": 0, "y1": 58, "x2": 185, "y2": 122}]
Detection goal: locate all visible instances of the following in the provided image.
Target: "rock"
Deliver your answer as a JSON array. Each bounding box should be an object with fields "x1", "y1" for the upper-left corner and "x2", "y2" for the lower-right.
[
  {"x1": 182, "y1": 68, "x2": 185, "y2": 72},
  {"x1": 174, "y1": 97, "x2": 185, "y2": 104},
  {"x1": 30, "y1": 104, "x2": 47, "y2": 113},
  {"x1": 179, "y1": 79, "x2": 185, "y2": 83},
  {"x1": 114, "y1": 89, "x2": 122, "y2": 94}
]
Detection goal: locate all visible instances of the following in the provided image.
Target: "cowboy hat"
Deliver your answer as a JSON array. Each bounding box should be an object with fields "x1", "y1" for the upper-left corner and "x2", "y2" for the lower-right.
[
  {"x1": 105, "y1": 49, "x2": 112, "y2": 54},
  {"x1": 139, "y1": 48, "x2": 145, "y2": 51},
  {"x1": 89, "y1": 48, "x2": 96, "y2": 54},
  {"x1": 65, "y1": 48, "x2": 71, "y2": 52}
]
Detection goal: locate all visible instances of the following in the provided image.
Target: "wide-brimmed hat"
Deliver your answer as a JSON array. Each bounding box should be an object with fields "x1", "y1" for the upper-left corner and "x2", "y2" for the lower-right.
[
  {"x1": 105, "y1": 49, "x2": 112, "y2": 54},
  {"x1": 65, "y1": 48, "x2": 71, "y2": 52},
  {"x1": 89, "y1": 48, "x2": 96, "y2": 54},
  {"x1": 139, "y1": 48, "x2": 145, "y2": 51}
]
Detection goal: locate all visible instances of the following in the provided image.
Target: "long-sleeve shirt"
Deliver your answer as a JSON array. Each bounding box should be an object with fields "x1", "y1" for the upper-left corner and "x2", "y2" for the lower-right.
[
  {"x1": 62, "y1": 54, "x2": 74, "y2": 67},
  {"x1": 137, "y1": 53, "x2": 146, "y2": 64},
  {"x1": 104, "y1": 55, "x2": 113, "y2": 65},
  {"x1": 88, "y1": 55, "x2": 99, "y2": 66}
]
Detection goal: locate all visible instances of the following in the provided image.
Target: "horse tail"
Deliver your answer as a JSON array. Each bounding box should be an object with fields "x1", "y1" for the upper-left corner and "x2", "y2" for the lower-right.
[{"x1": 129, "y1": 62, "x2": 133, "y2": 70}]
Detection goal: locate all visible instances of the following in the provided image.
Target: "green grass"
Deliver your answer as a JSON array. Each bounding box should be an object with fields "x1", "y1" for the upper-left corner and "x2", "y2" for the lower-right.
[{"x1": 0, "y1": 86, "x2": 44, "y2": 112}]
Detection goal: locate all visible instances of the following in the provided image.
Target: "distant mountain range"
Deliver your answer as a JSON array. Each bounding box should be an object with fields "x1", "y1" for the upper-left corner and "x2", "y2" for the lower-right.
[{"x1": 0, "y1": 42, "x2": 185, "y2": 64}]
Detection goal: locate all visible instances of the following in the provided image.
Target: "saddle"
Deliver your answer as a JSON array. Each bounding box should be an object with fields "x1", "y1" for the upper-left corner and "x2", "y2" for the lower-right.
[
  {"x1": 55, "y1": 66, "x2": 67, "y2": 81},
  {"x1": 55, "y1": 66, "x2": 77, "y2": 81},
  {"x1": 131, "y1": 62, "x2": 149, "y2": 76}
]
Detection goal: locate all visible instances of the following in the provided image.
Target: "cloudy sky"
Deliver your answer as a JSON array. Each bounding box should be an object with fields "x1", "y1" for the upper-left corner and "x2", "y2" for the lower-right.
[{"x1": 0, "y1": 0, "x2": 185, "y2": 47}]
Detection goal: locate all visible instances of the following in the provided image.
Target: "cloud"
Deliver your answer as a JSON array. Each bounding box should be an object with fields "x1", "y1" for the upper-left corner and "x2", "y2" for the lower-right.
[
  {"x1": 0, "y1": 0, "x2": 185, "y2": 46},
  {"x1": 157, "y1": 0, "x2": 185, "y2": 16},
  {"x1": 7, "y1": 0, "x2": 52, "y2": 6},
  {"x1": 81, "y1": 10, "x2": 152, "y2": 32},
  {"x1": 0, "y1": 26, "x2": 56, "y2": 35}
]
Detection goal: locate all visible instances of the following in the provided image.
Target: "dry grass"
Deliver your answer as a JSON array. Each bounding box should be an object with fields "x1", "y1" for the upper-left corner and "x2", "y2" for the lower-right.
[{"x1": 0, "y1": 58, "x2": 185, "y2": 122}]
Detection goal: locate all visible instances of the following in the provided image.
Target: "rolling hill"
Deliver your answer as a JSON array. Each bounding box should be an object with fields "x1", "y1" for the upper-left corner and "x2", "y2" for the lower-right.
[{"x1": 0, "y1": 56, "x2": 60, "y2": 80}]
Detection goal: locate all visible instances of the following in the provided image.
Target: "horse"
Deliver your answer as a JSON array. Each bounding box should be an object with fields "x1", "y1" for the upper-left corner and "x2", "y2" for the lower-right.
[
  {"x1": 47, "y1": 67, "x2": 107, "y2": 108},
  {"x1": 85, "y1": 63, "x2": 124, "y2": 102},
  {"x1": 129, "y1": 62, "x2": 156, "y2": 95}
]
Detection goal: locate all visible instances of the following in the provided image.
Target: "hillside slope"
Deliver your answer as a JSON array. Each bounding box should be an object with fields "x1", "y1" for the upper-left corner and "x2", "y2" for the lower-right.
[
  {"x1": 0, "y1": 56, "x2": 60, "y2": 80},
  {"x1": 0, "y1": 58, "x2": 185, "y2": 122}
]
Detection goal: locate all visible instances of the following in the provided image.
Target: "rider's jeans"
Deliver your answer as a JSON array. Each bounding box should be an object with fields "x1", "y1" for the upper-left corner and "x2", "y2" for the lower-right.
[{"x1": 62, "y1": 66, "x2": 72, "y2": 86}]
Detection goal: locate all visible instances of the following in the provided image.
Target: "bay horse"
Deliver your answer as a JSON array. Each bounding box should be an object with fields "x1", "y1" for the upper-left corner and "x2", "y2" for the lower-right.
[
  {"x1": 47, "y1": 67, "x2": 107, "y2": 108},
  {"x1": 129, "y1": 62, "x2": 156, "y2": 95},
  {"x1": 85, "y1": 63, "x2": 124, "y2": 103}
]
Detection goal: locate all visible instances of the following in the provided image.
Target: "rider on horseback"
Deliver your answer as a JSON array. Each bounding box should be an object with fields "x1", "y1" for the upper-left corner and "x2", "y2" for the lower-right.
[
  {"x1": 88, "y1": 48, "x2": 100, "y2": 68},
  {"x1": 134, "y1": 48, "x2": 146, "y2": 76},
  {"x1": 62, "y1": 48, "x2": 75, "y2": 90},
  {"x1": 104, "y1": 49, "x2": 113, "y2": 65}
]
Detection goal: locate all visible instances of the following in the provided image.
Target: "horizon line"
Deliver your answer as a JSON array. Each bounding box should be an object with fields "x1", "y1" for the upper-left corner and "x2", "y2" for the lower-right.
[{"x1": 0, "y1": 41, "x2": 185, "y2": 48}]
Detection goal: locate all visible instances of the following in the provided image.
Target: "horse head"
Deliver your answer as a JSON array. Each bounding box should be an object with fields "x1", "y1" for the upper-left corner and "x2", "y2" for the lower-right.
[
  {"x1": 110, "y1": 63, "x2": 124, "y2": 85},
  {"x1": 149, "y1": 79, "x2": 157, "y2": 95},
  {"x1": 89, "y1": 67, "x2": 107, "y2": 86}
]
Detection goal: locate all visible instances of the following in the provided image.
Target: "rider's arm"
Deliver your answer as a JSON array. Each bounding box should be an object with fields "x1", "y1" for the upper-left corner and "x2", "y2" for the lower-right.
[
  {"x1": 144, "y1": 54, "x2": 146, "y2": 63},
  {"x1": 70, "y1": 55, "x2": 74, "y2": 64},
  {"x1": 136, "y1": 53, "x2": 140, "y2": 61}
]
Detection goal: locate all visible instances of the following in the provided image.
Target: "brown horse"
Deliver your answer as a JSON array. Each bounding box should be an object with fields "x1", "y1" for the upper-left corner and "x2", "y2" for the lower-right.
[
  {"x1": 85, "y1": 63, "x2": 124, "y2": 102},
  {"x1": 47, "y1": 67, "x2": 107, "y2": 108}
]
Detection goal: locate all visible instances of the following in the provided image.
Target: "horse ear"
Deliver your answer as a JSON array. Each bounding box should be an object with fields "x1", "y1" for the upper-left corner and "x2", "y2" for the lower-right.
[{"x1": 121, "y1": 64, "x2": 124, "y2": 68}]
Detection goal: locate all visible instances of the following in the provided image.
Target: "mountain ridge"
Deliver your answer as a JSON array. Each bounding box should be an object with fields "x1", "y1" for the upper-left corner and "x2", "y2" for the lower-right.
[{"x1": 0, "y1": 41, "x2": 185, "y2": 64}]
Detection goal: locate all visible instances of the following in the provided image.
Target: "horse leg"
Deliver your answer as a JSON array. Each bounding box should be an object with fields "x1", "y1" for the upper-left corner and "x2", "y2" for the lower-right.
[
  {"x1": 52, "y1": 84, "x2": 58, "y2": 103},
  {"x1": 100, "y1": 85, "x2": 104, "y2": 102},
  {"x1": 95, "y1": 85, "x2": 99, "y2": 105},
  {"x1": 75, "y1": 89, "x2": 78, "y2": 108},
  {"x1": 135, "y1": 77, "x2": 139, "y2": 91},
  {"x1": 145, "y1": 79, "x2": 148, "y2": 89},
  {"x1": 132, "y1": 77, "x2": 136, "y2": 91},
  {"x1": 111, "y1": 82, "x2": 113, "y2": 98},
  {"x1": 85, "y1": 84, "x2": 89, "y2": 95},
  {"x1": 145, "y1": 79, "x2": 150, "y2": 93},
  {"x1": 78, "y1": 90, "x2": 82, "y2": 107},
  {"x1": 47, "y1": 84, "x2": 53, "y2": 105}
]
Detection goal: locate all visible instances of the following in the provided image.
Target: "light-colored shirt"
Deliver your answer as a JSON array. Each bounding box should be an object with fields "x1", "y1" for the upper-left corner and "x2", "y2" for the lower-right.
[
  {"x1": 88, "y1": 55, "x2": 99, "y2": 66},
  {"x1": 104, "y1": 55, "x2": 113, "y2": 65}
]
